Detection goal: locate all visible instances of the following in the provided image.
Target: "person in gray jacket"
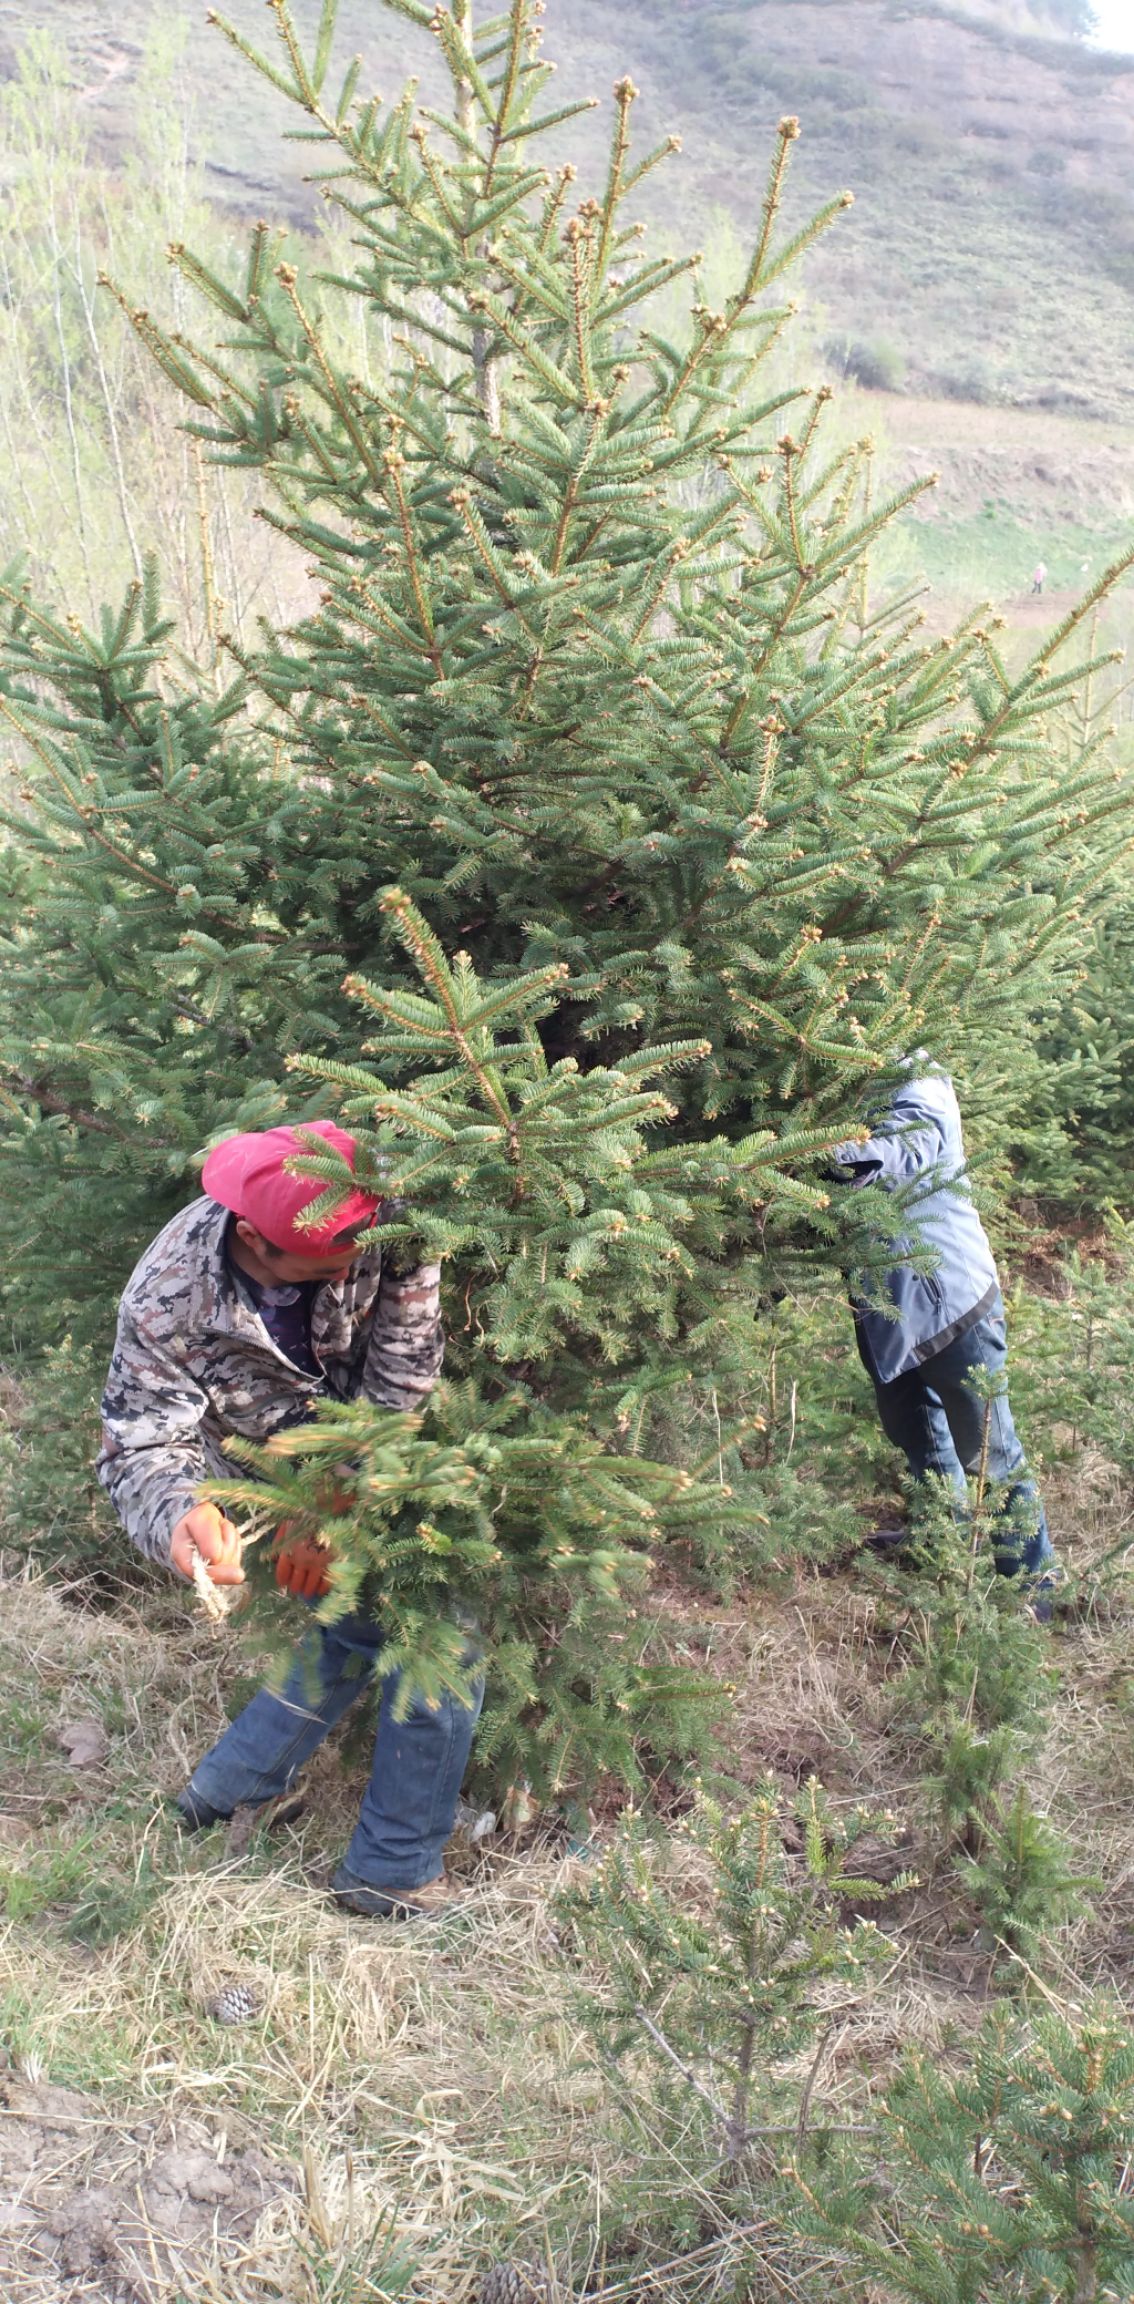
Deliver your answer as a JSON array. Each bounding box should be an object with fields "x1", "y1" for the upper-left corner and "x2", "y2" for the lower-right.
[{"x1": 831, "y1": 1062, "x2": 1055, "y2": 1587}]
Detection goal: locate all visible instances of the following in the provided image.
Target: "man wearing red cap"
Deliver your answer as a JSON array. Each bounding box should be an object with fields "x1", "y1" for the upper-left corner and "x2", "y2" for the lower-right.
[{"x1": 98, "y1": 1121, "x2": 481, "y2": 1919}]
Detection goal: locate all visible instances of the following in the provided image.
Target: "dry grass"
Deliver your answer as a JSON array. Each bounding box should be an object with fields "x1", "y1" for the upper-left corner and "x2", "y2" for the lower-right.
[
  {"x1": 0, "y1": 1571, "x2": 630, "y2": 2298},
  {"x1": 2, "y1": 1431, "x2": 1133, "y2": 2300},
  {"x1": 1, "y1": 1856, "x2": 610, "y2": 2300}
]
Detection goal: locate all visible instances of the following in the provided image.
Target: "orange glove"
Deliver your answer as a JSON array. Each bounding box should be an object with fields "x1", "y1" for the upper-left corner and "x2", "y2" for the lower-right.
[{"x1": 272, "y1": 1528, "x2": 335, "y2": 1599}]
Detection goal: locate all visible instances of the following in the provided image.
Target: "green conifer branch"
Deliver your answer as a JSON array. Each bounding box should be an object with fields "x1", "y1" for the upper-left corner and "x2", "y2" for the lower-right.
[
  {"x1": 97, "y1": 278, "x2": 218, "y2": 410},
  {"x1": 405, "y1": 121, "x2": 470, "y2": 240},
  {"x1": 620, "y1": 132, "x2": 685, "y2": 201},
  {"x1": 274, "y1": 264, "x2": 384, "y2": 487},
  {"x1": 311, "y1": 0, "x2": 340, "y2": 97},
  {"x1": 483, "y1": 0, "x2": 531, "y2": 187},
  {"x1": 205, "y1": 8, "x2": 307, "y2": 104},
  {"x1": 500, "y1": 94, "x2": 600, "y2": 147},
  {"x1": 435, "y1": 0, "x2": 498, "y2": 130},
  {"x1": 4, "y1": 0, "x2": 1133, "y2": 1794},
  {"x1": 381, "y1": 0, "x2": 435, "y2": 25},
  {"x1": 592, "y1": 75, "x2": 635, "y2": 287},
  {"x1": 463, "y1": 282, "x2": 581, "y2": 406},
  {"x1": 165, "y1": 243, "x2": 249, "y2": 324}
]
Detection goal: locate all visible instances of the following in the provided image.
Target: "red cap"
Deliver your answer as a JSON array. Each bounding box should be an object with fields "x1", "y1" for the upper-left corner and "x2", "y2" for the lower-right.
[{"x1": 201, "y1": 1122, "x2": 379, "y2": 1255}]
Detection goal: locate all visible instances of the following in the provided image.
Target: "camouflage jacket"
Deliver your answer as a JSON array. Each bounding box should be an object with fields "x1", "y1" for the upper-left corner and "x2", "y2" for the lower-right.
[{"x1": 98, "y1": 1195, "x2": 443, "y2": 1568}]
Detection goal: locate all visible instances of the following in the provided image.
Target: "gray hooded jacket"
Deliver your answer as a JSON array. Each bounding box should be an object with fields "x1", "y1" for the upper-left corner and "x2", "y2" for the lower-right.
[{"x1": 832, "y1": 1068, "x2": 1000, "y2": 1387}]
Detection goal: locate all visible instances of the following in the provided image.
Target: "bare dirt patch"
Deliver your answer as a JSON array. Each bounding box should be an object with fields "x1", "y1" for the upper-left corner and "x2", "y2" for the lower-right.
[
  {"x1": 0, "y1": 2070, "x2": 295, "y2": 2302},
  {"x1": 866, "y1": 389, "x2": 1134, "y2": 529}
]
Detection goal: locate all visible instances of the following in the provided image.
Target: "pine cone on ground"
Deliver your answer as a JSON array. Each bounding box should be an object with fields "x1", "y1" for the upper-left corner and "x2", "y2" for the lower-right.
[
  {"x1": 206, "y1": 1980, "x2": 260, "y2": 2026},
  {"x1": 476, "y1": 2264, "x2": 551, "y2": 2304}
]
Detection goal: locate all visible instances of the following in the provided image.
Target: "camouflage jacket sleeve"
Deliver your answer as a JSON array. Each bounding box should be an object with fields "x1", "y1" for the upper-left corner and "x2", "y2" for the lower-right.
[
  {"x1": 97, "y1": 1309, "x2": 216, "y2": 1569},
  {"x1": 359, "y1": 1260, "x2": 444, "y2": 1411}
]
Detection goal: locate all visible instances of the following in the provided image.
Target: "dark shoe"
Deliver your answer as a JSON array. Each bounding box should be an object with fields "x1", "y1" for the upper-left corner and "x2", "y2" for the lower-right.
[
  {"x1": 863, "y1": 1524, "x2": 911, "y2": 1557},
  {"x1": 1027, "y1": 1573, "x2": 1064, "y2": 1626},
  {"x1": 173, "y1": 1787, "x2": 306, "y2": 1834},
  {"x1": 174, "y1": 1788, "x2": 227, "y2": 1833},
  {"x1": 331, "y1": 1865, "x2": 457, "y2": 1920}
]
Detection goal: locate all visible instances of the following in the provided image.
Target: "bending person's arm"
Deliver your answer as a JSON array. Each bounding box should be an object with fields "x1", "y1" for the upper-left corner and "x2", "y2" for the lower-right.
[
  {"x1": 360, "y1": 1260, "x2": 444, "y2": 1411},
  {"x1": 98, "y1": 1313, "x2": 240, "y2": 1581}
]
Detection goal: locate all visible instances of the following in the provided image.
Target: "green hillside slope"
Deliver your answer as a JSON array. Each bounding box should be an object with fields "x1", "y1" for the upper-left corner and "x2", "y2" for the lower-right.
[{"x1": 2, "y1": 0, "x2": 1133, "y2": 417}]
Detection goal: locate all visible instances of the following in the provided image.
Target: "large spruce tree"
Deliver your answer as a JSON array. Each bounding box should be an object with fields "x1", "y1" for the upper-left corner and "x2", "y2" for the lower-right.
[{"x1": 1, "y1": 0, "x2": 1130, "y2": 1786}]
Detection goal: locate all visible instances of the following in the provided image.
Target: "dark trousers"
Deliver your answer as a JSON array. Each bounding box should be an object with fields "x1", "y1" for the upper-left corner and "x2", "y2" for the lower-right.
[{"x1": 873, "y1": 1308, "x2": 1053, "y2": 1577}]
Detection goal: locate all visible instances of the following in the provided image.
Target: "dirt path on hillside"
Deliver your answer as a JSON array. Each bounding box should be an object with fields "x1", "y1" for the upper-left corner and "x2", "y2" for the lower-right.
[{"x1": 865, "y1": 390, "x2": 1134, "y2": 530}]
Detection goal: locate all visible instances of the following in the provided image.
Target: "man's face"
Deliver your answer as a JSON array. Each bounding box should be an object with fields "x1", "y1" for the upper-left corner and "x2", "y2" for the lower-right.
[{"x1": 234, "y1": 1218, "x2": 365, "y2": 1286}]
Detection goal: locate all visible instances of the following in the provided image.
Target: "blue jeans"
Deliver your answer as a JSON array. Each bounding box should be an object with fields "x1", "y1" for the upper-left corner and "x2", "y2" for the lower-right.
[
  {"x1": 872, "y1": 1307, "x2": 1054, "y2": 1577},
  {"x1": 187, "y1": 1613, "x2": 484, "y2": 1889}
]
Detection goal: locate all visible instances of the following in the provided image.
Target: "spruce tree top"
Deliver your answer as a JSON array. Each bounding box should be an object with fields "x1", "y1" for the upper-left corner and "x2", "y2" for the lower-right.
[
  {"x1": 124, "y1": 0, "x2": 1134, "y2": 1129},
  {"x1": 1, "y1": 0, "x2": 1131, "y2": 1325}
]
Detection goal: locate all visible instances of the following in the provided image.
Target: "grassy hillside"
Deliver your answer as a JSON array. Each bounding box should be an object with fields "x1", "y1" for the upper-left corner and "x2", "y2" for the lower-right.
[
  {"x1": 540, "y1": 0, "x2": 1134, "y2": 422},
  {"x1": 3, "y1": 0, "x2": 1134, "y2": 419},
  {"x1": 3, "y1": 0, "x2": 1134, "y2": 645}
]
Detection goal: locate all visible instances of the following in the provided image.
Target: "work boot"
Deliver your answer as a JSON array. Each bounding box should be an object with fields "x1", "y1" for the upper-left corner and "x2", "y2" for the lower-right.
[
  {"x1": 173, "y1": 1786, "x2": 306, "y2": 1834},
  {"x1": 330, "y1": 1865, "x2": 457, "y2": 1920}
]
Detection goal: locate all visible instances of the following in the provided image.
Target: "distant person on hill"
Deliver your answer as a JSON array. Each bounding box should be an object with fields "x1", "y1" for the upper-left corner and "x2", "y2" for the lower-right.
[
  {"x1": 97, "y1": 1121, "x2": 481, "y2": 1920},
  {"x1": 1031, "y1": 561, "x2": 1047, "y2": 595},
  {"x1": 830, "y1": 1061, "x2": 1056, "y2": 1609}
]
